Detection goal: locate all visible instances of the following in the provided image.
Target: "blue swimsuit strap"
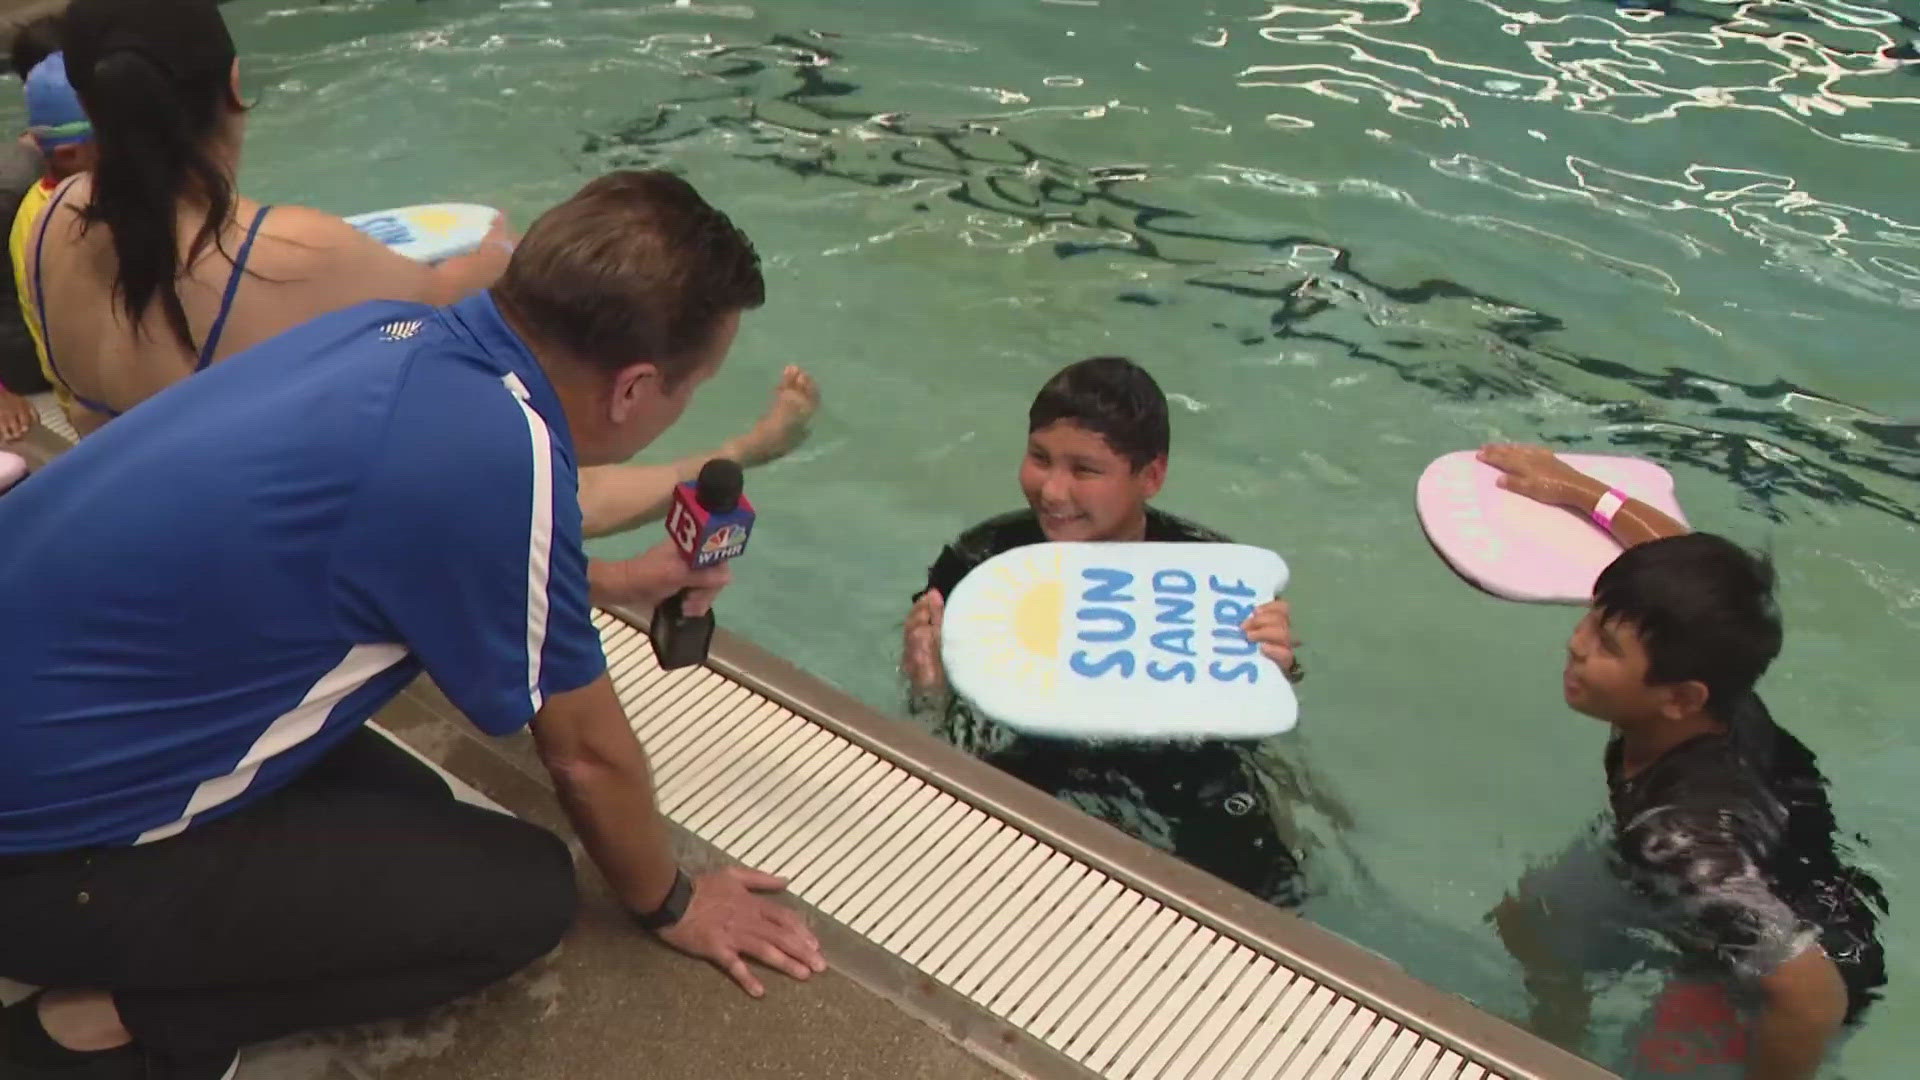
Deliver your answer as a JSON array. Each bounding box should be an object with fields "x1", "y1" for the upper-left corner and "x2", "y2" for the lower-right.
[
  {"x1": 31, "y1": 176, "x2": 122, "y2": 418},
  {"x1": 197, "y1": 204, "x2": 273, "y2": 371}
]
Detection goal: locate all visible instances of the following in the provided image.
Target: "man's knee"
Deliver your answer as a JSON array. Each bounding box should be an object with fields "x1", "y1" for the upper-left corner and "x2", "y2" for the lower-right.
[{"x1": 483, "y1": 819, "x2": 579, "y2": 969}]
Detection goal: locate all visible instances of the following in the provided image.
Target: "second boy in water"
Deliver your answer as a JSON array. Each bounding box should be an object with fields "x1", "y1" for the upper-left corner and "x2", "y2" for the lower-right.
[{"x1": 1483, "y1": 444, "x2": 1886, "y2": 1080}]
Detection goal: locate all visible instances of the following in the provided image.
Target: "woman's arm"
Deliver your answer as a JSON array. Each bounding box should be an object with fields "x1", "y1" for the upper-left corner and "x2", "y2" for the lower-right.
[{"x1": 264, "y1": 205, "x2": 516, "y2": 313}]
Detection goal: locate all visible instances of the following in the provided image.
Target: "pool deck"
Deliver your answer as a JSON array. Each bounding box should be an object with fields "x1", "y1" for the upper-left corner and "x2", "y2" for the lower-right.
[{"x1": 234, "y1": 685, "x2": 1011, "y2": 1080}]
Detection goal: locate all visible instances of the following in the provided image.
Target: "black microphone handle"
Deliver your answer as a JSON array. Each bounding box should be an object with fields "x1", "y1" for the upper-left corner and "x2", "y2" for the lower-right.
[{"x1": 649, "y1": 587, "x2": 717, "y2": 670}]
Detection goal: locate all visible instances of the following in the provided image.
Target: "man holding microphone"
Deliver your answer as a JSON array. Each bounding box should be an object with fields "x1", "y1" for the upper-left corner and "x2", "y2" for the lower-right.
[{"x1": 0, "y1": 171, "x2": 821, "y2": 1080}]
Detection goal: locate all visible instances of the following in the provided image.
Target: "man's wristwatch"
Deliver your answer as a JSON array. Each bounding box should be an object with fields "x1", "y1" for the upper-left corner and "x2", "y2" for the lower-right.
[{"x1": 632, "y1": 868, "x2": 694, "y2": 932}]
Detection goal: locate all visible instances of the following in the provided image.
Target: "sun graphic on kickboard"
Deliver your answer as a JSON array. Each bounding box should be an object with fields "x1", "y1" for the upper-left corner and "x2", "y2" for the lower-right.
[
  {"x1": 408, "y1": 207, "x2": 460, "y2": 238},
  {"x1": 953, "y1": 546, "x2": 1066, "y2": 694}
]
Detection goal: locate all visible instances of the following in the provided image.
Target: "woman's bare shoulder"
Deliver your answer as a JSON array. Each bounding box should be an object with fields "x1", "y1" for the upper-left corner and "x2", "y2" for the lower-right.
[
  {"x1": 252, "y1": 204, "x2": 365, "y2": 254},
  {"x1": 243, "y1": 202, "x2": 433, "y2": 305},
  {"x1": 248, "y1": 204, "x2": 401, "y2": 278}
]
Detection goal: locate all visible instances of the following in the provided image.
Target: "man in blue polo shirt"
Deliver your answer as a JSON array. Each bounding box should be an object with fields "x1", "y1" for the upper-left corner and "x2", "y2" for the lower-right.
[{"x1": 0, "y1": 171, "x2": 824, "y2": 1079}]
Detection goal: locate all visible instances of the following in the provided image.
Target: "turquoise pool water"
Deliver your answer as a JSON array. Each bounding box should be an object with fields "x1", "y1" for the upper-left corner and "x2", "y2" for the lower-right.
[{"x1": 70, "y1": 0, "x2": 1920, "y2": 1073}]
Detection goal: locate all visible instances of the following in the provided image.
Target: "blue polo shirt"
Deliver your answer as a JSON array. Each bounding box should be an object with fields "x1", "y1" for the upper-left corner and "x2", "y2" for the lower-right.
[{"x1": 0, "y1": 293, "x2": 606, "y2": 854}]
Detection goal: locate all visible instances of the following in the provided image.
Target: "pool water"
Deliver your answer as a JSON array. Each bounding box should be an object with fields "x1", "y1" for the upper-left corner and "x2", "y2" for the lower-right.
[{"x1": 64, "y1": 0, "x2": 1920, "y2": 1073}]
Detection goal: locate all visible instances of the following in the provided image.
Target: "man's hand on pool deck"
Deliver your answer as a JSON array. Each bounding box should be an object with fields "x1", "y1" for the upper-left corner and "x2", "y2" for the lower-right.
[
  {"x1": 657, "y1": 866, "x2": 827, "y2": 998},
  {"x1": 588, "y1": 539, "x2": 731, "y2": 613},
  {"x1": 1477, "y1": 443, "x2": 1604, "y2": 509},
  {"x1": 1241, "y1": 599, "x2": 1302, "y2": 682},
  {"x1": 902, "y1": 589, "x2": 948, "y2": 694}
]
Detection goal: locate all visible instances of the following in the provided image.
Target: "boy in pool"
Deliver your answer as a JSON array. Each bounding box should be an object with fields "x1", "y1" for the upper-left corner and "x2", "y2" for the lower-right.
[
  {"x1": 900, "y1": 356, "x2": 1323, "y2": 905},
  {"x1": 0, "y1": 16, "x2": 69, "y2": 441},
  {"x1": 1483, "y1": 445, "x2": 1886, "y2": 1080},
  {"x1": 8, "y1": 49, "x2": 96, "y2": 430}
]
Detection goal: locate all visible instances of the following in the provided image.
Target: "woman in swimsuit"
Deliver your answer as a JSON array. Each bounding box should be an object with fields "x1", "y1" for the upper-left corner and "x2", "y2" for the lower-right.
[
  {"x1": 30, "y1": 0, "x2": 513, "y2": 439},
  {"x1": 30, "y1": 0, "x2": 820, "y2": 525}
]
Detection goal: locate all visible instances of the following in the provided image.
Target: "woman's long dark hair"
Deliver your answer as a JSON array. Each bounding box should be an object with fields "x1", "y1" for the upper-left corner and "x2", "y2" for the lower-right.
[{"x1": 61, "y1": 0, "x2": 242, "y2": 355}]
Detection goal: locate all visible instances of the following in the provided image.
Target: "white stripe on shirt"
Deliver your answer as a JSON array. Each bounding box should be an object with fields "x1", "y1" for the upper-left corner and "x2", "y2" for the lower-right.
[
  {"x1": 136, "y1": 643, "x2": 408, "y2": 844},
  {"x1": 501, "y1": 372, "x2": 554, "y2": 714}
]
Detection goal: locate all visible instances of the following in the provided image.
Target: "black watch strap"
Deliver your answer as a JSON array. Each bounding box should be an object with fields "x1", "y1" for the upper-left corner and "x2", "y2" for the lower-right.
[{"x1": 633, "y1": 868, "x2": 694, "y2": 932}]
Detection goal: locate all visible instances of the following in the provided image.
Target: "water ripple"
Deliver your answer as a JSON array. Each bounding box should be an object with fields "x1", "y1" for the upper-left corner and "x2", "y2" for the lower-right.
[{"x1": 575, "y1": 11, "x2": 1919, "y2": 527}]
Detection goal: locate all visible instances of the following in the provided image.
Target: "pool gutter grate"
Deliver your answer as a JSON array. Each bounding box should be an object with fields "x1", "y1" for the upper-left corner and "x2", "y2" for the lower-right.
[{"x1": 28, "y1": 394, "x2": 77, "y2": 444}]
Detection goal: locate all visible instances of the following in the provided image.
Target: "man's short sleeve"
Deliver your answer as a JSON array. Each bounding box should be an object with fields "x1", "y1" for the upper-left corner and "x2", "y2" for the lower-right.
[{"x1": 333, "y1": 361, "x2": 606, "y2": 736}]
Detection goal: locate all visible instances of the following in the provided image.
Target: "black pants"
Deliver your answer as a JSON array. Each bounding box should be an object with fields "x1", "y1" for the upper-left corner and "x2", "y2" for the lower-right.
[{"x1": 0, "y1": 726, "x2": 577, "y2": 1054}]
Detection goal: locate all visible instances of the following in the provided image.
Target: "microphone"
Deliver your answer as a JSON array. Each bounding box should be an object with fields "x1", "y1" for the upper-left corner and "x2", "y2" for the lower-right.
[{"x1": 649, "y1": 458, "x2": 755, "y2": 669}]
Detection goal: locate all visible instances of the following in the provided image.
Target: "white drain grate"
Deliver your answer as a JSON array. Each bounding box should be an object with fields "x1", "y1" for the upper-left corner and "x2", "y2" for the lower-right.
[
  {"x1": 29, "y1": 393, "x2": 77, "y2": 444},
  {"x1": 594, "y1": 611, "x2": 1588, "y2": 1080}
]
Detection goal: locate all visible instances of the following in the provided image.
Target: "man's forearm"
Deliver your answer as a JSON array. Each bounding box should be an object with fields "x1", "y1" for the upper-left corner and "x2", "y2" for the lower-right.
[
  {"x1": 588, "y1": 557, "x2": 660, "y2": 611},
  {"x1": 589, "y1": 557, "x2": 629, "y2": 610},
  {"x1": 544, "y1": 739, "x2": 679, "y2": 916}
]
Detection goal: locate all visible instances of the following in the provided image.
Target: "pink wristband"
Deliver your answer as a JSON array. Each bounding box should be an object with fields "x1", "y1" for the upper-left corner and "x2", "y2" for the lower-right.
[{"x1": 1590, "y1": 488, "x2": 1628, "y2": 531}]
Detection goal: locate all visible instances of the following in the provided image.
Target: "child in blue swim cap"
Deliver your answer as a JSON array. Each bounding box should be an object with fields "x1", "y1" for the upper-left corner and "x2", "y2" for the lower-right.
[
  {"x1": 10, "y1": 51, "x2": 97, "y2": 418},
  {"x1": 0, "y1": 17, "x2": 72, "y2": 438}
]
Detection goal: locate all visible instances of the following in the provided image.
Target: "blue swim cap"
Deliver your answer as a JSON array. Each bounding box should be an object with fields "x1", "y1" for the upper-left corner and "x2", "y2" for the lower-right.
[{"x1": 25, "y1": 53, "x2": 93, "y2": 150}]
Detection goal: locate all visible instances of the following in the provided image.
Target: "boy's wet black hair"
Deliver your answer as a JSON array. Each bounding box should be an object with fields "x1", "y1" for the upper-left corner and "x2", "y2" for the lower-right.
[
  {"x1": 1027, "y1": 356, "x2": 1170, "y2": 471},
  {"x1": 1594, "y1": 532, "x2": 1783, "y2": 719},
  {"x1": 9, "y1": 14, "x2": 61, "y2": 81}
]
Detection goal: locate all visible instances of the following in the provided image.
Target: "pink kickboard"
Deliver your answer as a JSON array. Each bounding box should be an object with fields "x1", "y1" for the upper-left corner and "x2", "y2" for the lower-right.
[
  {"x1": 0, "y1": 451, "x2": 25, "y2": 494},
  {"x1": 1416, "y1": 451, "x2": 1687, "y2": 604}
]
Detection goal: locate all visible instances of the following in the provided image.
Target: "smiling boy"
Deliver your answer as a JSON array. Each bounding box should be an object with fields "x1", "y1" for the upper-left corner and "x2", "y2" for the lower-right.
[{"x1": 899, "y1": 356, "x2": 1317, "y2": 905}]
